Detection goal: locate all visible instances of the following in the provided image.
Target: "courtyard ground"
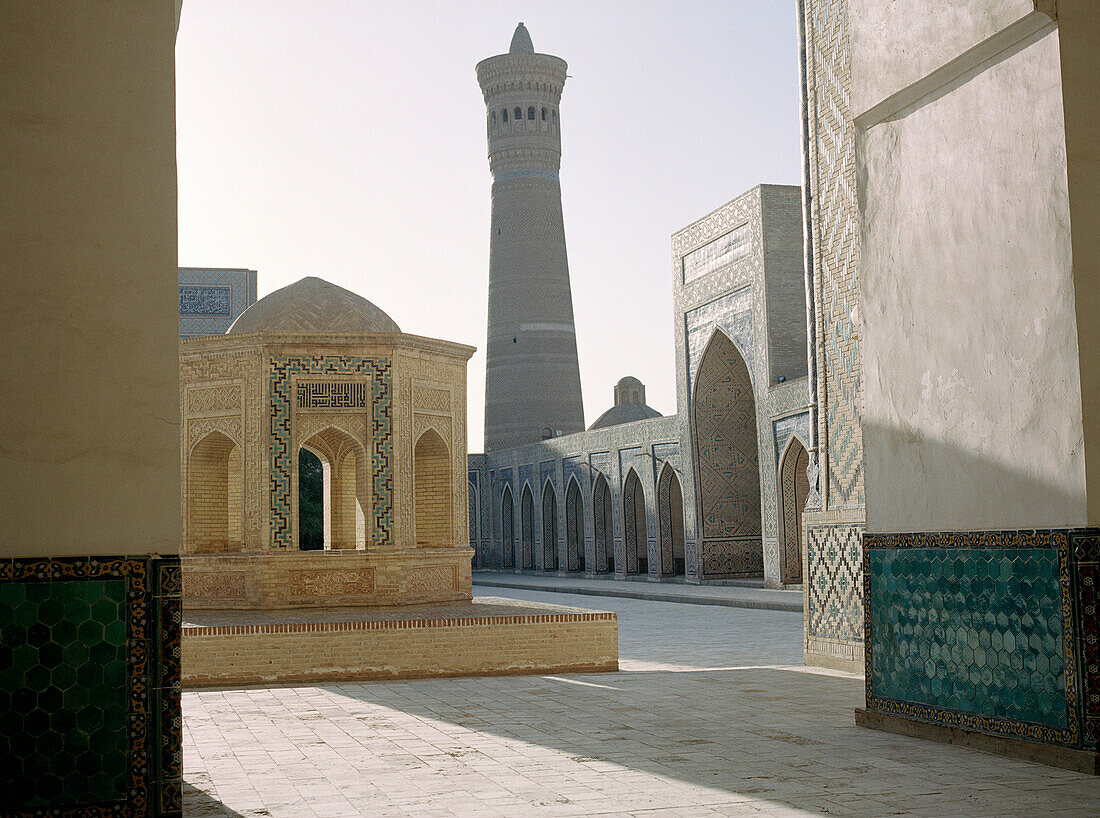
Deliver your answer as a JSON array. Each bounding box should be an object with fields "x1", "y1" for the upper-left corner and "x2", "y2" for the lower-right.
[{"x1": 183, "y1": 585, "x2": 1100, "y2": 817}]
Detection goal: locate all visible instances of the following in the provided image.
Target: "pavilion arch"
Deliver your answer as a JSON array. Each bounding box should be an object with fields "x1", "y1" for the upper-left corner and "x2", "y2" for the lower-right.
[
  {"x1": 565, "y1": 476, "x2": 585, "y2": 572},
  {"x1": 541, "y1": 479, "x2": 558, "y2": 571},
  {"x1": 657, "y1": 463, "x2": 686, "y2": 577},
  {"x1": 592, "y1": 472, "x2": 614, "y2": 574},
  {"x1": 777, "y1": 434, "x2": 810, "y2": 584},
  {"x1": 414, "y1": 428, "x2": 453, "y2": 548},
  {"x1": 692, "y1": 328, "x2": 763, "y2": 576},
  {"x1": 520, "y1": 483, "x2": 535, "y2": 569},
  {"x1": 622, "y1": 468, "x2": 648, "y2": 575},
  {"x1": 299, "y1": 425, "x2": 368, "y2": 550},
  {"x1": 501, "y1": 484, "x2": 515, "y2": 568},
  {"x1": 186, "y1": 429, "x2": 243, "y2": 554}
]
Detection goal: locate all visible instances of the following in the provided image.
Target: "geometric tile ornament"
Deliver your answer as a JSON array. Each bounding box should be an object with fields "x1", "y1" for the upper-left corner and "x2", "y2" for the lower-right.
[
  {"x1": 269, "y1": 355, "x2": 391, "y2": 550},
  {"x1": 593, "y1": 474, "x2": 613, "y2": 574},
  {"x1": 805, "y1": 0, "x2": 864, "y2": 509},
  {"x1": 521, "y1": 485, "x2": 535, "y2": 570},
  {"x1": 0, "y1": 555, "x2": 183, "y2": 816},
  {"x1": 565, "y1": 478, "x2": 583, "y2": 572},
  {"x1": 807, "y1": 524, "x2": 863, "y2": 642},
  {"x1": 864, "y1": 530, "x2": 1099, "y2": 749},
  {"x1": 692, "y1": 330, "x2": 763, "y2": 577}
]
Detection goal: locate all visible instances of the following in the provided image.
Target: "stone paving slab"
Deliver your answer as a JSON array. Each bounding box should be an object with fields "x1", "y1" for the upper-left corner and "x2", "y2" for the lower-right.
[
  {"x1": 473, "y1": 572, "x2": 803, "y2": 612},
  {"x1": 184, "y1": 588, "x2": 1099, "y2": 817}
]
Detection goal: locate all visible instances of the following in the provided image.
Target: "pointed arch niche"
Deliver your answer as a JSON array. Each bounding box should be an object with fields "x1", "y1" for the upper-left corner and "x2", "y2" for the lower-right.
[
  {"x1": 623, "y1": 469, "x2": 647, "y2": 575},
  {"x1": 565, "y1": 477, "x2": 585, "y2": 572},
  {"x1": 692, "y1": 330, "x2": 763, "y2": 576},
  {"x1": 186, "y1": 430, "x2": 243, "y2": 554},
  {"x1": 299, "y1": 426, "x2": 368, "y2": 550},
  {"x1": 414, "y1": 429, "x2": 453, "y2": 548},
  {"x1": 520, "y1": 483, "x2": 535, "y2": 569},
  {"x1": 501, "y1": 485, "x2": 515, "y2": 568},
  {"x1": 542, "y1": 480, "x2": 558, "y2": 571},
  {"x1": 657, "y1": 464, "x2": 686, "y2": 577},
  {"x1": 593, "y1": 473, "x2": 614, "y2": 574},
  {"x1": 778, "y1": 436, "x2": 810, "y2": 584}
]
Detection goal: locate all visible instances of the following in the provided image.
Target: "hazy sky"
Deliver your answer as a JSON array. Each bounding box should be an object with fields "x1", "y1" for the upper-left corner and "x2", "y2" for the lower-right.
[{"x1": 176, "y1": 1, "x2": 802, "y2": 451}]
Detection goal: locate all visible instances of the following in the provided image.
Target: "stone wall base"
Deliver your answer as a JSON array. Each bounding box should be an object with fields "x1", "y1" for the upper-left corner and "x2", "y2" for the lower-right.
[
  {"x1": 804, "y1": 634, "x2": 864, "y2": 673},
  {"x1": 183, "y1": 603, "x2": 618, "y2": 687},
  {"x1": 855, "y1": 708, "x2": 1099, "y2": 775},
  {"x1": 183, "y1": 548, "x2": 472, "y2": 609}
]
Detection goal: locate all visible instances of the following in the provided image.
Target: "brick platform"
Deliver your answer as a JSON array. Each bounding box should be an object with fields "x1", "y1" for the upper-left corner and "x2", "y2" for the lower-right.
[{"x1": 182, "y1": 596, "x2": 617, "y2": 687}]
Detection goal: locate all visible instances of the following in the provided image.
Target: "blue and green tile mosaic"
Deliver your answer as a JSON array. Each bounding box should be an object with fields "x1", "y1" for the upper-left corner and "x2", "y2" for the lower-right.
[
  {"x1": 0, "y1": 555, "x2": 182, "y2": 817},
  {"x1": 865, "y1": 530, "x2": 1084, "y2": 748}
]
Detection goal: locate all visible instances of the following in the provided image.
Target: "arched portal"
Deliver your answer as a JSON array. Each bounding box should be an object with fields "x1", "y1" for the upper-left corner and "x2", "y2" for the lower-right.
[
  {"x1": 657, "y1": 464, "x2": 686, "y2": 576},
  {"x1": 187, "y1": 430, "x2": 243, "y2": 554},
  {"x1": 521, "y1": 484, "x2": 535, "y2": 569},
  {"x1": 501, "y1": 485, "x2": 515, "y2": 568},
  {"x1": 593, "y1": 473, "x2": 614, "y2": 573},
  {"x1": 413, "y1": 429, "x2": 452, "y2": 547},
  {"x1": 298, "y1": 448, "x2": 324, "y2": 551},
  {"x1": 542, "y1": 480, "x2": 558, "y2": 571},
  {"x1": 779, "y1": 437, "x2": 810, "y2": 584},
  {"x1": 692, "y1": 330, "x2": 762, "y2": 576},
  {"x1": 623, "y1": 469, "x2": 647, "y2": 575},
  {"x1": 299, "y1": 426, "x2": 368, "y2": 550},
  {"x1": 565, "y1": 477, "x2": 584, "y2": 572}
]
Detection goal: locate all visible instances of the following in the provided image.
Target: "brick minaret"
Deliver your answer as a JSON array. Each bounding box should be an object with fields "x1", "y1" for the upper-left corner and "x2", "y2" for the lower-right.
[{"x1": 477, "y1": 22, "x2": 584, "y2": 451}]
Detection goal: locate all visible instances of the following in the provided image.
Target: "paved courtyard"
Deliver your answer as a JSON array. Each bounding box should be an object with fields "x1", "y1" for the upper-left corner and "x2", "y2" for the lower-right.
[{"x1": 183, "y1": 587, "x2": 1100, "y2": 816}]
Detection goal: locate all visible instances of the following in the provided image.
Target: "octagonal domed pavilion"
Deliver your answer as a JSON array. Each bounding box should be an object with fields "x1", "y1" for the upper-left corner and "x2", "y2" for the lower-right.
[{"x1": 179, "y1": 277, "x2": 476, "y2": 609}]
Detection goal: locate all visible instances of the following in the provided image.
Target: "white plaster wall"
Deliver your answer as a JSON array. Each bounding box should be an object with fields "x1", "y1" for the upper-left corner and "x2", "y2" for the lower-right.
[
  {"x1": 858, "y1": 28, "x2": 1086, "y2": 532},
  {"x1": 850, "y1": 0, "x2": 1037, "y2": 117}
]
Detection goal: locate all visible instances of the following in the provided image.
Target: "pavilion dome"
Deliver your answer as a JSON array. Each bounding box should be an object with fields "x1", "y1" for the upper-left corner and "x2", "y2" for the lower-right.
[{"x1": 226, "y1": 277, "x2": 400, "y2": 334}]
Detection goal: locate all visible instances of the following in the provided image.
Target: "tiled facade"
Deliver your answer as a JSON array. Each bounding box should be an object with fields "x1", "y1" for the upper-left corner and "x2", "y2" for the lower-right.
[
  {"x1": 0, "y1": 555, "x2": 183, "y2": 817},
  {"x1": 470, "y1": 185, "x2": 811, "y2": 587},
  {"x1": 799, "y1": 0, "x2": 866, "y2": 671},
  {"x1": 178, "y1": 267, "x2": 257, "y2": 338}
]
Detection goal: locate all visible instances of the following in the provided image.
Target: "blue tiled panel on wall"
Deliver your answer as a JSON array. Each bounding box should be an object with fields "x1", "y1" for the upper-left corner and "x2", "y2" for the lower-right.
[
  {"x1": 869, "y1": 547, "x2": 1066, "y2": 728},
  {"x1": 865, "y1": 530, "x2": 1085, "y2": 748},
  {"x1": 179, "y1": 267, "x2": 257, "y2": 337}
]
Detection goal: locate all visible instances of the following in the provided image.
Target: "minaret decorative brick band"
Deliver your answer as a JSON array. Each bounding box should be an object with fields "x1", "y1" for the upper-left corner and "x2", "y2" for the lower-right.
[{"x1": 477, "y1": 22, "x2": 585, "y2": 451}]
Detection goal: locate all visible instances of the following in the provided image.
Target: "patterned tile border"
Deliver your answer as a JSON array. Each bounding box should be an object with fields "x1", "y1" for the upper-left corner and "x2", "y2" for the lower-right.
[
  {"x1": 184, "y1": 611, "x2": 616, "y2": 638},
  {"x1": 269, "y1": 355, "x2": 392, "y2": 550},
  {"x1": 864, "y1": 529, "x2": 1083, "y2": 748},
  {"x1": 0, "y1": 554, "x2": 181, "y2": 818}
]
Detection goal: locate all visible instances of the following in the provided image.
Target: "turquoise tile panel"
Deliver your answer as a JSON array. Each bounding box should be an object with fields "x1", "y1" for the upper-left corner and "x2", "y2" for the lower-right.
[
  {"x1": 868, "y1": 547, "x2": 1066, "y2": 729},
  {"x1": 0, "y1": 579, "x2": 128, "y2": 806}
]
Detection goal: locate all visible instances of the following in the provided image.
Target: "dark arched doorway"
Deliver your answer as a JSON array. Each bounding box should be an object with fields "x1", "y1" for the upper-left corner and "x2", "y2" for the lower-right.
[
  {"x1": 542, "y1": 480, "x2": 558, "y2": 571},
  {"x1": 593, "y1": 473, "x2": 614, "y2": 573},
  {"x1": 521, "y1": 483, "x2": 535, "y2": 569},
  {"x1": 501, "y1": 485, "x2": 515, "y2": 568},
  {"x1": 565, "y1": 477, "x2": 584, "y2": 572},
  {"x1": 692, "y1": 330, "x2": 762, "y2": 576},
  {"x1": 657, "y1": 464, "x2": 685, "y2": 576},
  {"x1": 779, "y1": 437, "x2": 810, "y2": 584},
  {"x1": 623, "y1": 469, "x2": 647, "y2": 575}
]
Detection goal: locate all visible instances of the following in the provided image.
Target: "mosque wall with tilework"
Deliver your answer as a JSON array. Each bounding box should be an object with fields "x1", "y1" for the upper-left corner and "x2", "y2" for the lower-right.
[{"x1": 178, "y1": 267, "x2": 257, "y2": 338}]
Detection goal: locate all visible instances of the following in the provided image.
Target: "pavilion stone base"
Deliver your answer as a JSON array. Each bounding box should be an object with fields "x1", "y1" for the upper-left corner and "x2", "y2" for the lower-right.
[
  {"x1": 181, "y1": 597, "x2": 618, "y2": 687},
  {"x1": 182, "y1": 549, "x2": 472, "y2": 609}
]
